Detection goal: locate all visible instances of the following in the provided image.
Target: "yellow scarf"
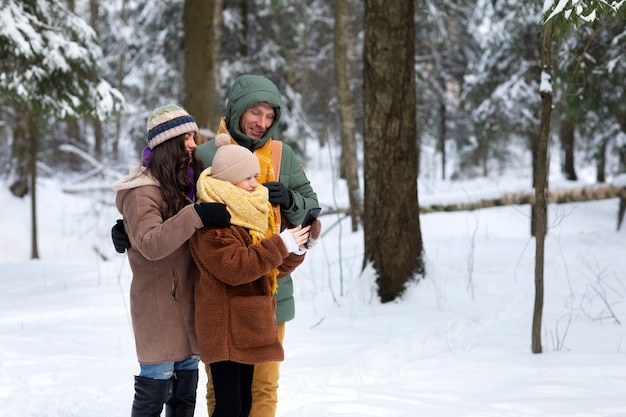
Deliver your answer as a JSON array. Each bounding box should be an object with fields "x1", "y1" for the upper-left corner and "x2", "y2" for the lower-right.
[
  {"x1": 196, "y1": 167, "x2": 279, "y2": 293},
  {"x1": 216, "y1": 118, "x2": 282, "y2": 232}
]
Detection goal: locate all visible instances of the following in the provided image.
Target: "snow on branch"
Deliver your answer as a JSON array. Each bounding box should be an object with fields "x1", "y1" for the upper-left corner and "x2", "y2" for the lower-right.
[
  {"x1": 0, "y1": 0, "x2": 126, "y2": 119},
  {"x1": 543, "y1": 0, "x2": 625, "y2": 24}
]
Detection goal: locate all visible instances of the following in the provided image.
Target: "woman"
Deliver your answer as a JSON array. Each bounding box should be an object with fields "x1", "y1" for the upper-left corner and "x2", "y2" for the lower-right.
[
  {"x1": 112, "y1": 104, "x2": 230, "y2": 417},
  {"x1": 190, "y1": 137, "x2": 309, "y2": 417}
]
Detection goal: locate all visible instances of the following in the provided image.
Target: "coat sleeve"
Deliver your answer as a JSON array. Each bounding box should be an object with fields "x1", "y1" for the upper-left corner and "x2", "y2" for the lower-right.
[
  {"x1": 277, "y1": 253, "x2": 306, "y2": 279},
  {"x1": 278, "y1": 143, "x2": 319, "y2": 226},
  {"x1": 121, "y1": 186, "x2": 203, "y2": 261},
  {"x1": 190, "y1": 227, "x2": 291, "y2": 286}
]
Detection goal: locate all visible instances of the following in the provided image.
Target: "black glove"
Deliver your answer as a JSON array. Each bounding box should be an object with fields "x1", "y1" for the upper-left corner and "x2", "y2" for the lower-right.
[
  {"x1": 194, "y1": 202, "x2": 231, "y2": 228},
  {"x1": 263, "y1": 181, "x2": 293, "y2": 208},
  {"x1": 111, "y1": 219, "x2": 131, "y2": 253}
]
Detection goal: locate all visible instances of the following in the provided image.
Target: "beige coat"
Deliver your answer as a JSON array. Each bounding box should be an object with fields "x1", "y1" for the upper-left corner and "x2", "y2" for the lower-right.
[
  {"x1": 190, "y1": 226, "x2": 304, "y2": 365},
  {"x1": 113, "y1": 166, "x2": 204, "y2": 364}
]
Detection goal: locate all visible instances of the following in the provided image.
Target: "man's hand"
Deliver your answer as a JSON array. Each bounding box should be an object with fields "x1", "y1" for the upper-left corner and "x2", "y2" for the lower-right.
[
  {"x1": 263, "y1": 182, "x2": 293, "y2": 208},
  {"x1": 111, "y1": 219, "x2": 131, "y2": 253}
]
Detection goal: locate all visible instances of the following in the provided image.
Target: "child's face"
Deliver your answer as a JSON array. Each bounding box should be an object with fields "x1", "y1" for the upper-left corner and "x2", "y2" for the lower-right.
[{"x1": 235, "y1": 175, "x2": 259, "y2": 192}]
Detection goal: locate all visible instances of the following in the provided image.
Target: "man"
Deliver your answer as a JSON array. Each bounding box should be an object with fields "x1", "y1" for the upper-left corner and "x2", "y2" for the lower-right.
[{"x1": 196, "y1": 74, "x2": 319, "y2": 417}]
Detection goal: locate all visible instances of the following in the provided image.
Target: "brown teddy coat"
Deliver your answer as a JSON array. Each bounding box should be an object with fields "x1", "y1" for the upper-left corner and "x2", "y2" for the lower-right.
[
  {"x1": 190, "y1": 226, "x2": 304, "y2": 365},
  {"x1": 113, "y1": 166, "x2": 203, "y2": 364}
]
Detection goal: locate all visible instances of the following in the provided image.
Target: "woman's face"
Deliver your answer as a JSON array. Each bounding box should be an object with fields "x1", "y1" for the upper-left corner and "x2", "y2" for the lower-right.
[{"x1": 184, "y1": 132, "x2": 198, "y2": 162}]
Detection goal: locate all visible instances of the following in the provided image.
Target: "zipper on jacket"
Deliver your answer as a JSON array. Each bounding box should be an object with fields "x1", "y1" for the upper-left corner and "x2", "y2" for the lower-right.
[{"x1": 171, "y1": 268, "x2": 178, "y2": 301}]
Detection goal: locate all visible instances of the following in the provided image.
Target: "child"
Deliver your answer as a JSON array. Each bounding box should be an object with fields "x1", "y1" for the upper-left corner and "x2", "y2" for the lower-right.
[{"x1": 189, "y1": 138, "x2": 310, "y2": 417}]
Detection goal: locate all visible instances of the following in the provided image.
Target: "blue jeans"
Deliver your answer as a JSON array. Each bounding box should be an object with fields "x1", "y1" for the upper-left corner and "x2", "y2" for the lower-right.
[{"x1": 138, "y1": 355, "x2": 199, "y2": 380}]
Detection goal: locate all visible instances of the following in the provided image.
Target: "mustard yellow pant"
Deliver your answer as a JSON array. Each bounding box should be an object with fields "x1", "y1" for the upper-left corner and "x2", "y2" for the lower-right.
[{"x1": 206, "y1": 323, "x2": 285, "y2": 417}]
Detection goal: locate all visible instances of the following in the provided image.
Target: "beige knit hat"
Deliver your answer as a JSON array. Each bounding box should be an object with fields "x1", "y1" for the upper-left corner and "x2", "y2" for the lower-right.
[
  {"x1": 212, "y1": 137, "x2": 260, "y2": 184},
  {"x1": 146, "y1": 104, "x2": 199, "y2": 149}
]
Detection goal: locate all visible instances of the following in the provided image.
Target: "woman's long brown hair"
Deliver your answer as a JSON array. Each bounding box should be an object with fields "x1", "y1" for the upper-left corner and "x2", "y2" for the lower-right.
[{"x1": 146, "y1": 135, "x2": 203, "y2": 219}]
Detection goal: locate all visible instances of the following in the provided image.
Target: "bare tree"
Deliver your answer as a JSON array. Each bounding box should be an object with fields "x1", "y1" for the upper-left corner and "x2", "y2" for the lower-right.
[
  {"x1": 363, "y1": 0, "x2": 425, "y2": 302},
  {"x1": 534, "y1": 0, "x2": 625, "y2": 353},
  {"x1": 533, "y1": 21, "x2": 553, "y2": 354},
  {"x1": 334, "y1": 0, "x2": 361, "y2": 231}
]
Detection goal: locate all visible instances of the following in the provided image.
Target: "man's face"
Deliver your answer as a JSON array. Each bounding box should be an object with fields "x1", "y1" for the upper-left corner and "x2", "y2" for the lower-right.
[{"x1": 239, "y1": 102, "x2": 275, "y2": 140}]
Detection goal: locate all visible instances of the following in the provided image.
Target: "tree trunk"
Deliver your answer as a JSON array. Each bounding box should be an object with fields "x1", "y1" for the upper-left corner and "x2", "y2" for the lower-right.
[
  {"x1": 596, "y1": 139, "x2": 607, "y2": 183},
  {"x1": 184, "y1": 0, "x2": 223, "y2": 132},
  {"x1": 112, "y1": 0, "x2": 130, "y2": 157},
  {"x1": 29, "y1": 115, "x2": 39, "y2": 259},
  {"x1": 618, "y1": 198, "x2": 626, "y2": 231},
  {"x1": 334, "y1": 0, "x2": 361, "y2": 232},
  {"x1": 615, "y1": 112, "x2": 626, "y2": 230},
  {"x1": 438, "y1": 79, "x2": 447, "y2": 180},
  {"x1": 617, "y1": 144, "x2": 626, "y2": 231},
  {"x1": 363, "y1": 0, "x2": 424, "y2": 303},
  {"x1": 89, "y1": 0, "x2": 103, "y2": 158},
  {"x1": 237, "y1": 0, "x2": 248, "y2": 57},
  {"x1": 66, "y1": 119, "x2": 82, "y2": 171},
  {"x1": 17, "y1": 109, "x2": 40, "y2": 259},
  {"x1": 529, "y1": 131, "x2": 539, "y2": 236},
  {"x1": 93, "y1": 119, "x2": 104, "y2": 158},
  {"x1": 532, "y1": 23, "x2": 553, "y2": 355},
  {"x1": 10, "y1": 110, "x2": 30, "y2": 198},
  {"x1": 560, "y1": 120, "x2": 577, "y2": 180}
]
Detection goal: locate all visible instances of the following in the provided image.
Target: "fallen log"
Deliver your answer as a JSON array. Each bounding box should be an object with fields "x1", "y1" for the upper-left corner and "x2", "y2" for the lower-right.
[{"x1": 419, "y1": 184, "x2": 626, "y2": 214}]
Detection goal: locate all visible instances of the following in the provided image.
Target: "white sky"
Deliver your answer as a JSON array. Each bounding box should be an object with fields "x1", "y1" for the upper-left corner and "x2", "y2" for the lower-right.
[{"x1": 1, "y1": 140, "x2": 625, "y2": 416}]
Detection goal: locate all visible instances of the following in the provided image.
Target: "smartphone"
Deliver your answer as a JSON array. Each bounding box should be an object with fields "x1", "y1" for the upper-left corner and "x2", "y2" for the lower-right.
[{"x1": 301, "y1": 207, "x2": 321, "y2": 228}]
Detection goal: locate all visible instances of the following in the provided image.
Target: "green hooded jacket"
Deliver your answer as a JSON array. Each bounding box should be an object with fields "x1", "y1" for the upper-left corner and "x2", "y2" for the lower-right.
[{"x1": 196, "y1": 74, "x2": 319, "y2": 323}]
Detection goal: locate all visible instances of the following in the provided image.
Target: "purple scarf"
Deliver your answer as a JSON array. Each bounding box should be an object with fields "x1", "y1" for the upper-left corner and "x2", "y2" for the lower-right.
[{"x1": 142, "y1": 146, "x2": 195, "y2": 201}]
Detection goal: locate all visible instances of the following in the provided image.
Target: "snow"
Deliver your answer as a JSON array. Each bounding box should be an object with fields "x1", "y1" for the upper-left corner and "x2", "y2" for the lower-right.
[
  {"x1": 544, "y1": 0, "x2": 570, "y2": 22},
  {"x1": 543, "y1": 0, "x2": 625, "y2": 23},
  {"x1": 1, "y1": 145, "x2": 626, "y2": 417},
  {"x1": 541, "y1": 70, "x2": 552, "y2": 94}
]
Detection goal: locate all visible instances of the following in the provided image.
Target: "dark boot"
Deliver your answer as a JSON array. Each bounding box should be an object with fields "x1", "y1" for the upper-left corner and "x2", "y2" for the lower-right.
[
  {"x1": 131, "y1": 375, "x2": 172, "y2": 417},
  {"x1": 165, "y1": 369, "x2": 199, "y2": 417}
]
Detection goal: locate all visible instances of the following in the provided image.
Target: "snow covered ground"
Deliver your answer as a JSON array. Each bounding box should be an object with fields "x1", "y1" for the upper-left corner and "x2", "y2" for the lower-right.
[{"x1": 1, "y1": 148, "x2": 625, "y2": 416}]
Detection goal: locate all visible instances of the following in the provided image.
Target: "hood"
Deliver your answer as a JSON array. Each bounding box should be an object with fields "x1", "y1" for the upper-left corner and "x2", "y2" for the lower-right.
[
  {"x1": 225, "y1": 75, "x2": 283, "y2": 151},
  {"x1": 111, "y1": 166, "x2": 159, "y2": 192}
]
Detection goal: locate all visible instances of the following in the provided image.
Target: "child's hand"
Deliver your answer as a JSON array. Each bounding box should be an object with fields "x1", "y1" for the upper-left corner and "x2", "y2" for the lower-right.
[{"x1": 287, "y1": 224, "x2": 310, "y2": 247}]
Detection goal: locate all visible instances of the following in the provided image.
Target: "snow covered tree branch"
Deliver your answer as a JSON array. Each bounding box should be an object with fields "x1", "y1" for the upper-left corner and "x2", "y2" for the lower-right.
[
  {"x1": 0, "y1": 0, "x2": 125, "y2": 119},
  {"x1": 543, "y1": 0, "x2": 625, "y2": 26}
]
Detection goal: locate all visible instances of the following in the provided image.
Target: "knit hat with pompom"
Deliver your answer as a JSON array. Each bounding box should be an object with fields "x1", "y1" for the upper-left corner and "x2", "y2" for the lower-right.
[
  {"x1": 211, "y1": 134, "x2": 260, "y2": 184},
  {"x1": 146, "y1": 104, "x2": 198, "y2": 149}
]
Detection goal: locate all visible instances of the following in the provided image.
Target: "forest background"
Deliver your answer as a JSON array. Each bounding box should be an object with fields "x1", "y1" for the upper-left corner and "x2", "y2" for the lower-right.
[{"x1": 1, "y1": 0, "x2": 626, "y2": 314}]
